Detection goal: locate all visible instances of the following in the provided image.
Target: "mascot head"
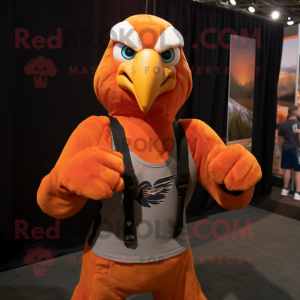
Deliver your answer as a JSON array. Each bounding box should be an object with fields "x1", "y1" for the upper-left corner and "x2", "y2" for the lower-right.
[{"x1": 94, "y1": 15, "x2": 192, "y2": 120}]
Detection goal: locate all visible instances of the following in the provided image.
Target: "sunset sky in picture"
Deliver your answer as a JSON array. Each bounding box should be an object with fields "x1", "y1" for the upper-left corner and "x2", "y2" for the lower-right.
[
  {"x1": 230, "y1": 35, "x2": 256, "y2": 86},
  {"x1": 280, "y1": 37, "x2": 297, "y2": 78}
]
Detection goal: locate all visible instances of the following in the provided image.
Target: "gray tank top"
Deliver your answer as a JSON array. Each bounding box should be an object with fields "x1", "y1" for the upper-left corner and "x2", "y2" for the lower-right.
[{"x1": 87, "y1": 131, "x2": 197, "y2": 263}]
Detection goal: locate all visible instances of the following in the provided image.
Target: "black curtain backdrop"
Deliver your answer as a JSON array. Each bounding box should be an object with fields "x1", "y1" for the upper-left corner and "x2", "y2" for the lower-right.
[{"x1": 1, "y1": 0, "x2": 283, "y2": 271}]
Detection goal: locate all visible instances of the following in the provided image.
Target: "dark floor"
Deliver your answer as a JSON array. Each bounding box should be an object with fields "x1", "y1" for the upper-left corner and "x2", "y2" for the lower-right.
[
  {"x1": 252, "y1": 186, "x2": 300, "y2": 221},
  {"x1": 268, "y1": 186, "x2": 300, "y2": 206},
  {"x1": 1, "y1": 205, "x2": 299, "y2": 300}
]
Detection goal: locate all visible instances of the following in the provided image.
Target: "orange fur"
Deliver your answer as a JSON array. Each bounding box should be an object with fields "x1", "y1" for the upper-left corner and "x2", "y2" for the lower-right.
[
  {"x1": 93, "y1": 15, "x2": 193, "y2": 125},
  {"x1": 36, "y1": 14, "x2": 263, "y2": 300},
  {"x1": 38, "y1": 15, "x2": 262, "y2": 220},
  {"x1": 126, "y1": 15, "x2": 172, "y2": 49},
  {"x1": 37, "y1": 116, "x2": 124, "y2": 219},
  {"x1": 179, "y1": 119, "x2": 262, "y2": 210},
  {"x1": 71, "y1": 242, "x2": 207, "y2": 300}
]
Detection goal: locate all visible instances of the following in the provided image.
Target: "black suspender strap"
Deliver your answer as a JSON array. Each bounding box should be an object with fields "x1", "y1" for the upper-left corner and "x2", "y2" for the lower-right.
[
  {"x1": 109, "y1": 116, "x2": 137, "y2": 248},
  {"x1": 108, "y1": 117, "x2": 189, "y2": 245},
  {"x1": 87, "y1": 200, "x2": 103, "y2": 247},
  {"x1": 172, "y1": 121, "x2": 190, "y2": 238}
]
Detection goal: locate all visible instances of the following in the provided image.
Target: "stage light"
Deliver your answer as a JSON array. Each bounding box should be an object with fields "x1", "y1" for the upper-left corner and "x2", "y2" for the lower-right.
[
  {"x1": 248, "y1": 5, "x2": 255, "y2": 13},
  {"x1": 287, "y1": 14, "x2": 294, "y2": 26},
  {"x1": 248, "y1": 1, "x2": 256, "y2": 13},
  {"x1": 272, "y1": 11, "x2": 279, "y2": 19},
  {"x1": 230, "y1": 0, "x2": 236, "y2": 5}
]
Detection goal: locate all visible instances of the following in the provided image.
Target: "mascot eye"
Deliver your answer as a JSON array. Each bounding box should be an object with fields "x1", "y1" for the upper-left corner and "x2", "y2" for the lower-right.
[
  {"x1": 121, "y1": 45, "x2": 136, "y2": 60},
  {"x1": 160, "y1": 49, "x2": 175, "y2": 63},
  {"x1": 113, "y1": 42, "x2": 137, "y2": 62},
  {"x1": 159, "y1": 48, "x2": 180, "y2": 65}
]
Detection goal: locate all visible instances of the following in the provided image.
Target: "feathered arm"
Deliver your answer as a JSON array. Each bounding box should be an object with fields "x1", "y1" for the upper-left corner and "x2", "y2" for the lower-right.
[
  {"x1": 37, "y1": 116, "x2": 124, "y2": 219},
  {"x1": 179, "y1": 119, "x2": 262, "y2": 210}
]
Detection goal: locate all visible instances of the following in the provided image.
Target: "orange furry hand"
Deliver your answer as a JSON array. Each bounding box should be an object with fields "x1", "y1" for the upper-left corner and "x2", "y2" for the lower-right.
[
  {"x1": 56, "y1": 146, "x2": 125, "y2": 200},
  {"x1": 207, "y1": 144, "x2": 262, "y2": 191}
]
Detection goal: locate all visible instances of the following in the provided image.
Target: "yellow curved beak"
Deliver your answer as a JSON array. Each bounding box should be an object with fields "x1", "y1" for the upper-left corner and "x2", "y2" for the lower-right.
[{"x1": 116, "y1": 49, "x2": 176, "y2": 113}]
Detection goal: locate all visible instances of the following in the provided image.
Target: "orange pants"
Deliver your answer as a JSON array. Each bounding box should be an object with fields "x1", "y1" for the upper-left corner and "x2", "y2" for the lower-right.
[{"x1": 71, "y1": 242, "x2": 207, "y2": 300}]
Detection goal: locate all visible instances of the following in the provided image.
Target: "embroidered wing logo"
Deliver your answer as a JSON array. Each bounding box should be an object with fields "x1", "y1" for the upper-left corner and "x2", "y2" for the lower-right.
[{"x1": 135, "y1": 174, "x2": 176, "y2": 208}]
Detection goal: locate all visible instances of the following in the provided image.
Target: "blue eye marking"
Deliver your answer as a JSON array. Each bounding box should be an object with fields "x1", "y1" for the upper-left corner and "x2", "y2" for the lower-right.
[
  {"x1": 121, "y1": 45, "x2": 136, "y2": 60},
  {"x1": 160, "y1": 48, "x2": 175, "y2": 63}
]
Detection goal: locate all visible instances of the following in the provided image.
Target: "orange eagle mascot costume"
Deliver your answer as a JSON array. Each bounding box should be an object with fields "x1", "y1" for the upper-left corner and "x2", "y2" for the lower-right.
[{"x1": 37, "y1": 15, "x2": 262, "y2": 300}]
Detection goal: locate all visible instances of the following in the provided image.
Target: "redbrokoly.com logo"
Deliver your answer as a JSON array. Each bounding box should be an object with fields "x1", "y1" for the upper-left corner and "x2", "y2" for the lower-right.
[
  {"x1": 24, "y1": 56, "x2": 57, "y2": 88},
  {"x1": 24, "y1": 247, "x2": 55, "y2": 277}
]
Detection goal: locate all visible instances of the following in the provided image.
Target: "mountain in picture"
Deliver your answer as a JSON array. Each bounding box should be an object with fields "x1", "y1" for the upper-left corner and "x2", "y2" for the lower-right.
[
  {"x1": 228, "y1": 97, "x2": 253, "y2": 141},
  {"x1": 277, "y1": 72, "x2": 296, "y2": 104}
]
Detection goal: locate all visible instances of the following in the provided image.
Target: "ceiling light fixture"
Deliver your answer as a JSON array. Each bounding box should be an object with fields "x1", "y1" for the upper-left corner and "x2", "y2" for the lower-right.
[
  {"x1": 248, "y1": 0, "x2": 256, "y2": 13},
  {"x1": 248, "y1": 6, "x2": 255, "y2": 13},
  {"x1": 287, "y1": 14, "x2": 294, "y2": 25},
  {"x1": 272, "y1": 10, "x2": 279, "y2": 19},
  {"x1": 230, "y1": 0, "x2": 236, "y2": 5},
  {"x1": 248, "y1": 4, "x2": 255, "y2": 12}
]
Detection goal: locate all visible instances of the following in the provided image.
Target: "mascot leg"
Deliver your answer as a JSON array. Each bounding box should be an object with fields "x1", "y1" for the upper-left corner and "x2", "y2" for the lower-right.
[
  {"x1": 71, "y1": 243, "x2": 206, "y2": 300},
  {"x1": 107, "y1": 247, "x2": 207, "y2": 300},
  {"x1": 71, "y1": 242, "x2": 125, "y2": 300},
  {"x1": 151, "y1": 247, "x2": 207, "y2": 300}
]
